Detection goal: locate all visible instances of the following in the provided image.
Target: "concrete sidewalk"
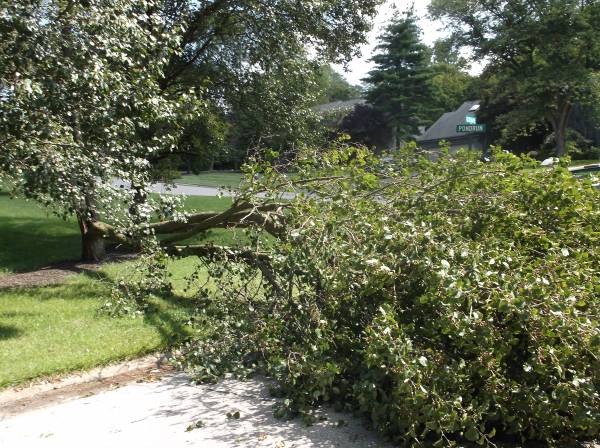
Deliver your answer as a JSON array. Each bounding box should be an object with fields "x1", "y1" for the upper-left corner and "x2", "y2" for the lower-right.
[{"x1": 0, "y1": 373, "x2": 389, "y2": 448}]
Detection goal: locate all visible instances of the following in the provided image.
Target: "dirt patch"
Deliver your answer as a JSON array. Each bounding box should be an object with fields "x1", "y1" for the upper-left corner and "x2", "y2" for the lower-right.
[{"x1": 0, "y1": 253, "x2": 136, "y2": 290}]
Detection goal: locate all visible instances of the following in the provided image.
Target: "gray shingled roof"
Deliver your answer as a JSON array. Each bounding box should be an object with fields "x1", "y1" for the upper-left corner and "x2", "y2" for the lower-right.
[
  {"x1": 314, "y1": 98, "x2": 366, "y2": 113},
  {"x1": 417, "y1": 100, "x2": 481, "y2": 142}
]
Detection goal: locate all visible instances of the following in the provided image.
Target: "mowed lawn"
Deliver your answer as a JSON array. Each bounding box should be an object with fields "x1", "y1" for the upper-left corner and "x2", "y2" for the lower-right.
[
  {"x1": 0, "y1": 191, "x2": 234, "y2": 388},
  {"x1": 0, "y1": 270, "x2": 188, "y2": 388},
  {"x1": 0, "y1": 191, "x2": 81, "y2": 274},
  {"x1": 0, "y1": 191, "x2": 234, "y2": 274}
]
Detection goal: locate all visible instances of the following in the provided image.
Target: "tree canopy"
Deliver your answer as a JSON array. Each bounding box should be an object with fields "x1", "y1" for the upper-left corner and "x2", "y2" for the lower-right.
[
  {"x1": 0, "y1": 0, "x2": 192, "y2": 259},
  {"x1": 159, "y1": 0, "x2": 382, "y2": 152},
  {"x1": 430, "y1": 0, "x2": 600, "y2": 156},
  {"x1": 0, "y1": 0, "x2": 383, "y2": 259}
]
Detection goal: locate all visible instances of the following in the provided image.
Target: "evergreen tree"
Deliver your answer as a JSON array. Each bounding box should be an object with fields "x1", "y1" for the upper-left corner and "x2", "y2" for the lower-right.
[{"x1": 364, "y1": 12, "x2": 434, "y2": 145}]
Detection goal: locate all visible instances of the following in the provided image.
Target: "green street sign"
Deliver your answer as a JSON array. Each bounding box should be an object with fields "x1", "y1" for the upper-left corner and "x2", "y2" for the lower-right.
[
  {"x1": 457, "y1": 123, "x2": 486, "y2": 133},
  {"x1": 465, "y1": 114, "x2": 477, "y2": 125}
]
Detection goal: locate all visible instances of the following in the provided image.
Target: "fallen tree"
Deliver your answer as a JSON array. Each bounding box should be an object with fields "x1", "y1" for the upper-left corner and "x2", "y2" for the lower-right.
[{"x1": 110, "y1": 145, "x2": 600, "y2": 447}]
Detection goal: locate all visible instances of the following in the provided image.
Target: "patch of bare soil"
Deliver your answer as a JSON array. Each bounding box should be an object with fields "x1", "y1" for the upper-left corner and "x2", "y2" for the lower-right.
[
  {"x1": 0, "y1": 354, "x2": 173, "y2": 418},
  {"x1": 0, "y1": 253, "x2": 136, "y2": 290}
]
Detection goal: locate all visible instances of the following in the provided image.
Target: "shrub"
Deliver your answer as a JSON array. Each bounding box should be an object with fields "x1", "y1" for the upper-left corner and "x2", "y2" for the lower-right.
[{"x1": 175, "y1": 146, "x2": 599, "y2": 446}]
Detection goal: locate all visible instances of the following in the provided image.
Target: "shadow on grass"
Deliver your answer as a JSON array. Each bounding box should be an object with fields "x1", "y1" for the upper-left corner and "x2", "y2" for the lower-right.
[
  {"x1": 80, "y1": 267, "x2": 114, "y2": 284},
  {"x1": 4, "y1": 271, "x2": 195, "y2": 349},
  {"x1": 0, "y1": 217, "x2": 80, "y2": 273},
  {"x1": 142, "y1": 292, "x2": 199, "y2": 346},
  {"x1": 24, "y1": 278, "x2": 109, "y2": 302},
  {"x1": 0, "y1": 324, "x2": 23, "y2": 340},
  {"x1": 78, "y1": 269, "x2": 197, "y2": 345},
  {"x1": 0, "y1": 311, "x2": 39, "y2": 318},
  {"x1": 144, "y1": 308, "x2": 191, "y2": 346}
]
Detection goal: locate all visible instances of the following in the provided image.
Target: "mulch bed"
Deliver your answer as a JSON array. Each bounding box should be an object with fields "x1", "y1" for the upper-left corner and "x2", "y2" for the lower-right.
[{"x1": 0, "y1": 253, "x2": 137, "y2": 290}]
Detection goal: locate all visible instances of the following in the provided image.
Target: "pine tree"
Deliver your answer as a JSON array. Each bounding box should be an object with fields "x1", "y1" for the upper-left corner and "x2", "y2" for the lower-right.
[{"x1": 364, "y1": 12, "x2": 434, "y2": 145}]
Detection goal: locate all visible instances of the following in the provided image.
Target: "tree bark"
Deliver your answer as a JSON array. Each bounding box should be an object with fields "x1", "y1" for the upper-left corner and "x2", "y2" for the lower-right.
[
  {"x1": 77, "y1": 191, "x2": 106, "y2": 261},
  {"x1": 550, "y1": 99, "x2": 572, "y2": 157},
  {"x1": 78, "y1": 216, "x2": 106, "y2": 261}
]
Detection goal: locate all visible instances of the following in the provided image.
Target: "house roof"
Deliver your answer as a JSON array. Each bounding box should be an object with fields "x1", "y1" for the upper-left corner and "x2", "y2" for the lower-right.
[
  {"x1": 417, "y1": 100, "x2": 481, "y2": 143},
  {"x1": 314, "y1": 98, "x2": 366, "y2": 113}
]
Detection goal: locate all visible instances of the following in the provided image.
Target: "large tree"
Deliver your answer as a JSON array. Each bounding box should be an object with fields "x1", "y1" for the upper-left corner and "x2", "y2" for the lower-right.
[
  {"x1": 430, "y1": 0, "x2": 600, "y2": 156},
  {"x1": 158, "y1": 0, "x2": 382, "y2": 154},
  {"x1": 0, "y1": 0, "x2": 189, "y2": 260},
  {"x1": 0, "y1": 0, "x2": 383, "y2": 260},
  {"x1": 364, "y1": 12, "x2": 434, "y2": 145}
]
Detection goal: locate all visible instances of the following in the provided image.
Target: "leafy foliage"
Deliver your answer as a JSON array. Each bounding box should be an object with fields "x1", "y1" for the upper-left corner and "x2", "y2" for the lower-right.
[
  {"x1": 168, "y1": 145, "x2": 599, "y2": 446},
  {"x1": 227, "y1": 58, "x2": 325, "y2": 154},
  {"x1": 314, "y1": 65, "x2": 362, "y2": 105},
  {"x1": 0, "y1": 0, "x2": 194, "y2": 259},
  {"x1": 159, "y1": 0, "x2": 383, "y2": 163},
  {"x1": 430, "y1": 0, "x2": 600, "y2": 156},
  {"x1": 428, "y1": 62, "x2": 478, "y2": 122}
]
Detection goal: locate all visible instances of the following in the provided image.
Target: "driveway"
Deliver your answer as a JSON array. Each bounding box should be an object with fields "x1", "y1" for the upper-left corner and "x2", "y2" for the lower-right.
[{"x1": 0, "y1": 373, "x2": 389, "y2": 448}]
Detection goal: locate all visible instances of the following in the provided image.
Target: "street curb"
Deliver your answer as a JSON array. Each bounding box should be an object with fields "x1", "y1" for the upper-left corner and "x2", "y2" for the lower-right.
[{"x1": 0, "y1": 353, "x2": 173, "y2": 418}]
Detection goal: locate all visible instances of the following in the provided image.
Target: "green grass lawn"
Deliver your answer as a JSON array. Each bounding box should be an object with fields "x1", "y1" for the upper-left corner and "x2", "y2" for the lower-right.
[
  {"x1": 0, "y1": 191, "x2": 239, "y2": 388},
  {"x1": 0, "y1": 192, "x2": 81, "y2": 274},
  {"x1": 0, "y1": 257, "x2": 211, "y2": 388},
  {"x1": 173, "y1": 171, "x2": 243, "y2": 188},
  {"x1": 0, "y1": 191, "x2": 234, "y2": 274}
]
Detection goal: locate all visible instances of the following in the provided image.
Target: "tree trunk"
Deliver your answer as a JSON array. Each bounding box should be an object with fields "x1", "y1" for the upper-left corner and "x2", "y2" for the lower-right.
[
  {"x1": 78, "y1": 192, "x2": 105, "y2": 261},
  {"x1": 78, "y1": 216, "x2": 106, "y2": 261},
  {"x1": 550, "y1": 99, "x2": 572, "y2": 157}
]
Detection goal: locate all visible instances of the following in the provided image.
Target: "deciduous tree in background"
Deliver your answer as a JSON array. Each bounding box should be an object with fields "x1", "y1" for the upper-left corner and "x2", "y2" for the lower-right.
[
  {"x1": 426, "y1": 38, "x2": 479, "y2": 122},
  {"x1": 314, "y1": 65, "x2": 362, "y2": 105},
  {"x1": 430, "y1": 0, "x2": 600, "y2": 156},
  {"x1": 158, "y1": 0, "x2": 383, "y2": 157}
]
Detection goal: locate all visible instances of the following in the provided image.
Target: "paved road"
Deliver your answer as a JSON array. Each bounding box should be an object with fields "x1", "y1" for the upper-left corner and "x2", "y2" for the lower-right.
[
  {"x1": 112, "y1": 179, "x2": 233, "y2": 197},
  {"x1": 0, "y1": 373, "x2": 389, "y2": 448},
  {"x1": 112, "y1": 179, "x2": 296, "y2": 199}
]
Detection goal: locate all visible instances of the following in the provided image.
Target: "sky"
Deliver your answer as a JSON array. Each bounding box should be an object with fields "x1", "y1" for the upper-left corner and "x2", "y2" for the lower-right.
[{"x1": 333, "y1": 0, "x2": 449, "y2": 85}]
